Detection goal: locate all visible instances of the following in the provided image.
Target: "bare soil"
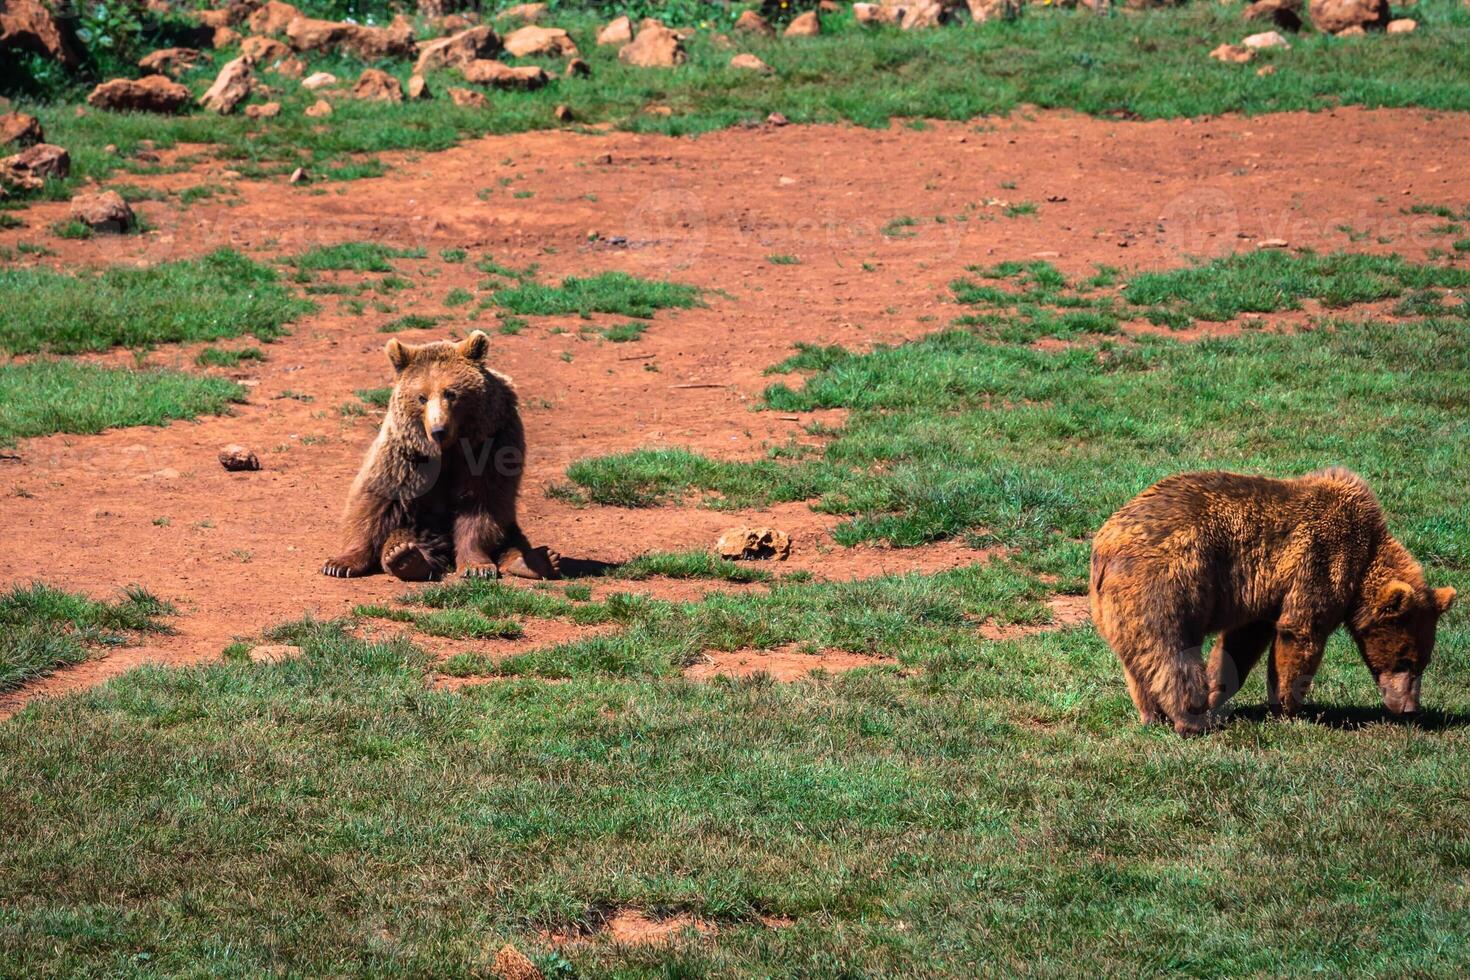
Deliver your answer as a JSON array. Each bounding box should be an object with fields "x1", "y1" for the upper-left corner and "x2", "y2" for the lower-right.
[{"x1": 2, "y1": 107, "x2": 1467, "y2": 715}]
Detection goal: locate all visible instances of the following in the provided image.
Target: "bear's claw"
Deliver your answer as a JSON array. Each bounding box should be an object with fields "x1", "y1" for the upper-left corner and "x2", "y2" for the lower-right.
[
  {"x1": 462, "y1": 562, "x2": 499, "y2": 580},
  {"x1": 322, "y1": 559, "x2": 363, "y2": 578}
]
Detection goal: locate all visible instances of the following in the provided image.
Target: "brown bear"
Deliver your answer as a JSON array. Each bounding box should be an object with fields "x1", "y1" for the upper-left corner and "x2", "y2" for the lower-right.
[
  {"x1": 322, "y1": 331, "x2": 559, "y2": 581},
  {"x1": 1090, "y1": 468, "x2": 1454, "y2": 735}
]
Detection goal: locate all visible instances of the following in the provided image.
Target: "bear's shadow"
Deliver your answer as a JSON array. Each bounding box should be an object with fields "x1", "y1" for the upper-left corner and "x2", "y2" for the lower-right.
[
  {"x1": 556, "y1": 556, "x2": 618, "y2": 579},
  {"x1": 1223, "y1": 703, "x2": 1470, "y2": 732}
]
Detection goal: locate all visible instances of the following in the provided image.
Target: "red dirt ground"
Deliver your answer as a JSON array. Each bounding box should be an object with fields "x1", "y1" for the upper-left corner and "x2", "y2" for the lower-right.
[{"x1": 2, "y1": 107, "x2": 1467, "y2": 715}]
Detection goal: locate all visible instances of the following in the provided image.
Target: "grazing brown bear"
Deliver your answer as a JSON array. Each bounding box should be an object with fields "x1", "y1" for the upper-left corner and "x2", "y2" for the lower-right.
[
  {"x1": 322, "y1": 331, "x2": 560, "y2": 581},
  {"x1": 1090, "y1": 469, "x2": 1454, "y2": 735}
]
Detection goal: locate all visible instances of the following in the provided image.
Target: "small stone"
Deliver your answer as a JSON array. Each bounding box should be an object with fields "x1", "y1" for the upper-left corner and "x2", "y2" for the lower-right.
[
  {"x1": 0, "y1": 143, "x2": 69, "y2": 190},
  {"x1": 248, "y1": 644, "x2": 301, "y2": 664},
  {"x1": 1257, "y1": 238, "x2": 1289, "y2": 248},
  {"x1": 219, "y1": 444, "x2": 261, "y2": 471},
  {"x1": 463, "y1": 60, "x2": 549, "y2": 90},
  {"x1": 502, "y1": 25, "x2": 578, "y2": 58},
  {"x1": 246, "y1": 101, "x2": 281, "y2": 120},
  {"x1": 213, "y1": 26, "x2": 242, "y2": 49},
  {"x1": 1335, "y1": 24, "x2": 1367, "y2": 35},
  {"x1": 733, "y1": 10, "x2": 775, "y2": 36},
  {"x1": 240, "y1": 36, "x2": 291, "y2": 67},
  {"x1": 87, "y1": 75, "x2": 191, "y2": 113},
  {"x1": 766, "y1": 111, "x2": 789, "y2": 126},
  {"x1": 597, "y1": 14, "x2": 633, "y2": 45},
  {"x1": 448, "y1": 87, "x2": 488, "y2": 109},
  {"x1": 301, "y1": 71, "x2": 338, "y2": 90},
  {"x1": 1210, "y1": 42, "x2": 1254, "y2": 63},
  {"x1": 137, "y1": 47, "x2": 204, "y2": 77},
  {"x1": 406, "y1": 74, "x2": 430, "y2": 100},
  {"x1": 784, "y1": 10, "x2": 821, "y2": 36},
  {"x1": 0, "y1": 112, "x2": 43, "y2": 148},
  {"x1": 305, "y1": 98, "x2": 333, "y2": 118},
  {"x1": 553, "y1": 103, "x2": 574, "y2": 123},
  {"x1": 1256, "y1": 64, "x2": 1278, "y2": 76},
  {"x1": 289, "y1": 166, "x2": 308, "y2": 184},
  {"x1": 730, "y1": 53, "x2": 773, "y2": 73},
  {"x1": 594, "y1": 152, "x2": 613, "y2": 164},
  {"x1": 1243, "y1": 30, "x2": 1291, "y2": 48},
  {"x1": 565, "y1": 57, "x2": 591, "y2": 78},
  {"x1": 69, "y1": 190, "x2": 134, "y2": 233},
  {"x1": 351, "y1": 68, "x2": 402, "y2": 103},
  {"x1": 716, "y1": 527, "x2": 792, "y2": 562},
  {"x1": 199, "y1": 56, "x2": 254, "y2": 115},
  {"x1": 1386, "y1": 17, "x2": 1417, "y2": 31},
  {"x1": 618, "y1": 24, "x2": 686, "y2": 67}
]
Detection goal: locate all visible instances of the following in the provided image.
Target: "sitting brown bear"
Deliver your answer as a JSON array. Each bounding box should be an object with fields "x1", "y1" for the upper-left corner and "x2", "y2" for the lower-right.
[
  {"x1": 322, "y1": 331, "x2": 559, "y2": 581},
  {"x1": 1090, "y1": 468, "x2": 1454, "y2": 735}
]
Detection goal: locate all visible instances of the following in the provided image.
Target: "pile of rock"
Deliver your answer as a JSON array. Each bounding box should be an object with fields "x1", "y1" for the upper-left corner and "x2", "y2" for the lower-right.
[{"x1": 1214, "y1": 0, "x2": 1416, "y2": 64}]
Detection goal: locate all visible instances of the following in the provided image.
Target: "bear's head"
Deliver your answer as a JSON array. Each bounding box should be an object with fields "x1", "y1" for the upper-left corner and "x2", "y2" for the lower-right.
[
  {"x1": 384, "y1": 331, "x2": 497, "y2": 455},
  {"x1": 1352, "y1": 579, "x2": 1456, "y2": 716}
]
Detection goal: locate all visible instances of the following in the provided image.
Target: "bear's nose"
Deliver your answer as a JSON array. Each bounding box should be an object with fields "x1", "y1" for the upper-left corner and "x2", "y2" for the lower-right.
[{"x1": 430, "y1": 426, "x2": 448, "y2": 444}]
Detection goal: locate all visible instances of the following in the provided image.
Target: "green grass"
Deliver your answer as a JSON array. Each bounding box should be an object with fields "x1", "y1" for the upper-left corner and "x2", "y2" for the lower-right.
[
  {"x1": 289, "y1": 241, "x2": 427, "y2": 274},
  {"x1": 0, "y1": 361, "x2": 245, "y2": 445},
  {"x1": 491, "y1": 271, "x2": 701, "y2": 319},
  {"x1": 355, "y1": 387, "x2": 393, "y2": 409},
  {"x1": 0, "y1": 249, "x2": 312, "y2": 355},
  {"x1": 0, "y1": 582, "x2": 173, "y2": 691},
  {"x1": 599, "y1": 321, "x2": 648, "y2": 342},
  {"x1": 194, "y1": 346, "x2": 265, "y2": 368},
  {"x1": 379, "y1": 313, "x2": 441, "y2": 333},
  {"x1": 766, "y1": 254, "x2": 800, "y2": 265}
]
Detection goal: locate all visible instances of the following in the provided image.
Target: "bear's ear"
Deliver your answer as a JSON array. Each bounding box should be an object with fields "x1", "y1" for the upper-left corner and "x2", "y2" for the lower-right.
[
  {"x1": 457, "y1": 330, "x2": 489, "y2": 362},
  {"x1": 1375, "y1": 580, "x2": 1416, "y2": 618},
  {"x1": 1433, "y1": 586, "x2": 1457, "y2": 615},
  {"x1": 385, "y1": 338, "x2": 414, "y2": 373}
]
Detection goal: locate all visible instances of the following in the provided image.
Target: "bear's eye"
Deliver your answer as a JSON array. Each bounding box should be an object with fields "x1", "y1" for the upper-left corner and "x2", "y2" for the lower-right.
[
  {"x1": 417, "y1": 394, "x2": 428, "y2": 405},
  {"x1": 443, "y1": 390, "x2": 457, "y2": 402}
]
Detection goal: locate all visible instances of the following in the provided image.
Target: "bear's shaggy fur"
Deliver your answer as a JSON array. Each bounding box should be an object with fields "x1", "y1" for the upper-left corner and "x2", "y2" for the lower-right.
[
  {"x1": 1090, "y1": 468, "x2": 1454, "y2": 734},
  {"x1": 322, "y1": 331, "x2": 558, "y2": 581}
]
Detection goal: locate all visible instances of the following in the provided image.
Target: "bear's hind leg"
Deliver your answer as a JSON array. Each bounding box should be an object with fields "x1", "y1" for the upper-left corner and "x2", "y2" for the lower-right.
[
  {"x1": 381, "y1": 528, "x2": 437, "y2": 582},
  {"x1": 1140, "y1": 637, "x2": 1210, "y2": 736},
  {"x1": 1123, "y1": 664, "x2": 1164, "y2": 726}
]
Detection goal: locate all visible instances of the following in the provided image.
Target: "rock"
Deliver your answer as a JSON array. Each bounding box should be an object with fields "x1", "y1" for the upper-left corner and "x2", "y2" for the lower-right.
[
  {"x1": 289, "y1": 166, "x2": 307, "y2": 183},
  {"x1": 968, "y1": 0, "x2": 1022, "y2": 21},
  {"x1": 199, "y1": 57, "x2": 254, "y2": 114},
  {"x1": 0, "y1": 0, "x2": 80, "y2": 65},
  {"x1": 0, "y1": 143, "x2": 68, "y2": 190},
  {"x1": 247, "y1": 644, "x2": 300, "y2": 664},
  {"x1": 618, "y1": 24, "x2": 687, "y2": 68},
  {"x1": 448, "y1": 87, "x2": 488, "y2": 108},
  {"x1": 733, "y1": 10, "x2": 775, "y2": 35},
  {"x1": 1386, "y1": 17, "x2": 1417, "y2": 31},
  {"x1": 88, "y1": 75, "x2": 191, "y2": 113},
  {"x1": 406, "y1": 74, "x2": 430, "y2": 99},
  {"x1": 730, "y1": 52, "x2": 773, "y2": 73},
  {"x1": 716, "y1": 527, "x2": 792, "y2": 561},
  {"x1": 784, "y1": 11, "x2": 821, "y2": 36},
  {"x1": 0, "y1": 112, "x2": 42, "y2": 148},
  {"x1": 1257, "y1": 238, "x2": 1289, "y2": 248},
  {"x1": 351, "y1": 68, "x2": 403, "y2": 103},
  {"x1": 1335, "y1": 24, "x2": 1366, "y2": 35},
  {"x1": 900, "y1": 0, "x2": 965, "y2": 29},
  {"x1": 287, "y1": 15, "x2": 416, "y2": 61},
  {"x1": 502, "y1": 25, "x2": 578, "y2": 58},
  {"x1": 597, "y1": 15, "x2": 633, "y2": 45},
  {"x1": 305, "y1": 98, "x2": 332, "y2": 118},
  {"x1": 245, "y1": 1, "x2": 301, "y2": 35},
  {"x1": 462, "y1": 60, "x2": 549, "y2": 89},
  {"x1": 1256, "y1": 63, "x2": 1277, "y2": 75},
  {"x1": 1242, "y1": 0, "x2": 1303, "y2": 30},
  {"x1": 138, "y1": 47, "x2": 204, "y2": 77},
  {"x1": 853, "y1": 3, "x2": 903, "y2": 24},
  {"x1": 490, "y1": 945, "x2": 543, "y2": 980},
  {"x1": 194, "y1": 3, "x2": 252, "y2": 29},
  {"x1": 213, "y1": 26, "x2": 243, "y2": 49},
  {"x1": 414, "y1": 26, "x2": 502, "y2": 75},
  {"x1": 767, "y1": 111, "x2": 789, "y2": 126},
  {"x1": 1243, "y1": 30, "x2": 1291, "y2": 48},
  {"x1": 496, "y1": 3, "x2": 547, "y2": 24},
  {"x1": 245, "y1": 101, "x2": 281, "y2": 118},
  {"x1": 1308, "y1": 0, "x2": 1388, "y2": 33},
  {"x1": 301, "y1": 71, "x2": 337, "y2": 90},
  {"x1": 241, "y1": 35, "x2": 291, "y2": 66},
  {"x1": 274, "y1": 55, "x2": 305, "y2": 78},
  {"x1": 565, "y1": 57, "x2": 591, "y2": 77},
  {"x1": 69, "y1": 190, "x2": 134, "y2": 233},
  {"x1": 219, "y1": 444, "x2": 261, "y2": 471},
  {"x1": 1210, "y1": 42, "x2": 1254, "y2": 63},
  {"x1": 553, "y1": 103, "x2": 573, "y2": 122}
]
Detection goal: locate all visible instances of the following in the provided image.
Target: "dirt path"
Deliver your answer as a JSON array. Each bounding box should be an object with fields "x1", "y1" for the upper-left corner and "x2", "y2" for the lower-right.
[{"x1": 2, "y1": 107, "x2": 1467, "y2": 714}]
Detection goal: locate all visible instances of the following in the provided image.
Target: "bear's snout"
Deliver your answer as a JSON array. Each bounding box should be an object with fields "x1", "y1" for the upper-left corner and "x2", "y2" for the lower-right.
[
  {"x1": 1377, "y1": 670, "x2": 1422, "y2": 716},
  {"x1": 430, "y1": 425, "x2": 449, "y2": 445}
]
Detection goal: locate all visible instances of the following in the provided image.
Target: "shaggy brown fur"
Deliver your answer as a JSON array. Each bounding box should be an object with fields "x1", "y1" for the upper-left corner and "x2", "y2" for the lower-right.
[
  {"x1": 322, "y1": 331, "x2": 559, "y2": 581},
  {"x1": 1090, "y1": 469, "x2": 1455, "y2": 734}
]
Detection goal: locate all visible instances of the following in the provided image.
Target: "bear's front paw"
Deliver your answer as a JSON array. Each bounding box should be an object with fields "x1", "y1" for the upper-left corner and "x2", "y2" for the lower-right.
[
  {"x1": 461, "y1": 562, "x2": 499, "y2": 580},
  {"x1": 322, "y1": 556, "x2": 371, "y2": 578}
]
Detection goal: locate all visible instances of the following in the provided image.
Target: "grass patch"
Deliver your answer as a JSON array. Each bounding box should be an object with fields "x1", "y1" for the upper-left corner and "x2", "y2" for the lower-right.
[
  {"x1": 491, "y1": 271, "x2": 701, "y2": 320},
  {"x1": 767, "y1": 254, "x2": 800, "y2": 265},
  {"x1": 194, "y1": 346, "x2": 265, "y2": 368},
  {"x1": 599, "y1": 321, "x2": 648, "y2": 342},
  {"x1": 355, "y1": 387, "x2": 392, "y2": 408},
  {"x1": 290, "y1": 241, "x2": 427, "y2": 273},
  {"x1": 0, "y1": 582, "x2": 173, "y2": 691},
  {"x1": 0, "y1": 249, "x2": 311, "y2": 355},
  {"x1": 379, "y1": 313, "x2": 440, "y2": 333},
  {"x1": 610, "y1": 550, "x2": 774, "y2": 584},
  {"x1": 0, "y1": 360, "x2": 244, "y2": 445}
]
